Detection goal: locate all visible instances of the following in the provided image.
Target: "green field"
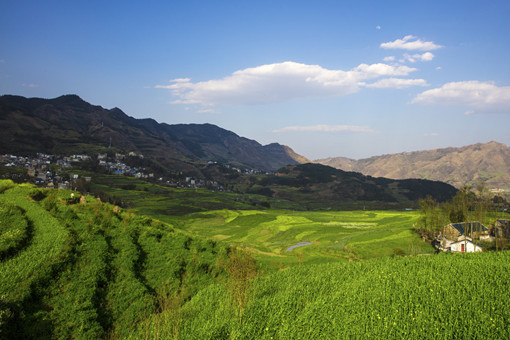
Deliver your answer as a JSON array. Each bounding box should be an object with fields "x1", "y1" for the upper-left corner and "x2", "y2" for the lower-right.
[
  {"x1": 90, "y1": 175, "x2": 433, "y2": 264},
  {"x1": 165, "y1": 251, "x2": 510, "y2": 339},
  {"x1": 173, "y1": 209, "x2": 432, "y2": 267},
  {"x1": 1, "y1": 180, "x2": 509, "y2": 338}
]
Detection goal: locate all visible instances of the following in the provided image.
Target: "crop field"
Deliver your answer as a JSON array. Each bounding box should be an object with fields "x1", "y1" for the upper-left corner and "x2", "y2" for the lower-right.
[
  {"x1": 165, "y1": 251, "x2": 510, "y2": 339},
  {"x1": 1, "y1": 180, "x2": 509, "y2": 339},
  {"x1": 172, "y1": 209, "x2": 432, "y2": 266},
  {"x1": 90, "y1": 174, "x2": 279, "y2": 217},
  {"x1": 86, "y1": 175, "x2": 433, "y2": 265},
  {"x1": 0, "y1": 181, "x2": 230, "y2": 339}
]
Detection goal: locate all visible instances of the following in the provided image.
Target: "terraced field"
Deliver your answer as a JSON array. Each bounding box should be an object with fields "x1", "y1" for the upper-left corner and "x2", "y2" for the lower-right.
[
  {"x1": 174, "y1": 209, "x2": 432, "y2": 265},
  {"x1": 0, "y1": 181, "x2": 229, "y2": 339}
]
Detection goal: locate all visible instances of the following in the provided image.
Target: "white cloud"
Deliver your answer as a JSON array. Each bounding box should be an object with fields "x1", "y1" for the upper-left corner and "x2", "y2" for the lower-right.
[
  {"x1": 376, "y1": 25, "x2": 381, "y2": 30},
  {"x1": 273, "y1": 124, "x2": 375, "y2": 133},
  {"x1": 403, "y1": 52, "x2": 435, "y2": 63},
  {"x1": 424, "y1": 132, "x2": 439, "y2": 137},
  {"x1": 381, "y1": 35, "x2": 442, "y2": 51},
  {"x1": 412, "y1": 81, "x2": 510, "y2": 113},
  {"x1": 365, "y1": 78, "x2": 429, "y2": 89},
  {"x1": 21, "y1": 83, "x2": 39, "y2": 88},
  {"x1": 383, "y1": 56, "x2": 395, "y2": 62},
  {"x1": 156, "y1": 61, "x2": 418, "y2": 106},
  {"x1": 196, "y1": 108, "x2": 217, "y2": 114},
  {"x1": 171, "y1": 78, "x2": 191, "y2": 83},
  {"x1": 420, "y1": 52, "x2": 435, "y2": 61}
]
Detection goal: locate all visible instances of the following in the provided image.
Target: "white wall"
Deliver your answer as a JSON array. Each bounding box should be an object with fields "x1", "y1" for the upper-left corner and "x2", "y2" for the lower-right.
[{"x1": 451, "y1": 241, "x2": 482, "y2": 253}]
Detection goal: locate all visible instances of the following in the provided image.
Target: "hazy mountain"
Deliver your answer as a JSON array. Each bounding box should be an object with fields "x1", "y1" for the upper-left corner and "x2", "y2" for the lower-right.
[
  {"x1": 0, "y1": 94, "x2": 308, "y2": 173},
  {"x1": 316, "y1": 142, "x2": 510, "y2": 189}
]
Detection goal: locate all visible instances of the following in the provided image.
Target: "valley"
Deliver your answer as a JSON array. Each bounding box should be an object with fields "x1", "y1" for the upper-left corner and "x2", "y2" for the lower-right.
[
  {"x1": 3, "y1": 1, "x2": 510, "y2": 338},
  {"x1": 1, "y1": 95, "x2": 509, "y2": 338}
]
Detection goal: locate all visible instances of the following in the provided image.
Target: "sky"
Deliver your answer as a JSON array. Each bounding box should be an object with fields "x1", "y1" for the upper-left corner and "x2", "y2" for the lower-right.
[{"x1": 1, "y1": 1, "x2": 510, "y2": 160}]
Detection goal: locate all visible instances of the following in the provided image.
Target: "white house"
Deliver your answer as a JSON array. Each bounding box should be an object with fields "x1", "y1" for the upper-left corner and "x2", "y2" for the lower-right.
[{"x1": 450, "y1": 239, "x2": 483, "y2": 253}]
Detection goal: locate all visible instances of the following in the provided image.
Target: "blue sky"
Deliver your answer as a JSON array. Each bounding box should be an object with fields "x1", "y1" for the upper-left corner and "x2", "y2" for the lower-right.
[{"x1": 1, "y1": 1, "x2": 509, "y2": 160}]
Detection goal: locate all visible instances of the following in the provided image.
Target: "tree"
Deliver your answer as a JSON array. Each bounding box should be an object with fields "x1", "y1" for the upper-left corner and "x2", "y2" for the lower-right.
[
  {"x1": 475, "y1": 182, "x2": 490, "y2": 242},
  {"x1": 449, "y1": 185, "x2": 474, "y2": 223},
  {"x1": 419, "y1": 195, "x2": 444, "y2": 234}
]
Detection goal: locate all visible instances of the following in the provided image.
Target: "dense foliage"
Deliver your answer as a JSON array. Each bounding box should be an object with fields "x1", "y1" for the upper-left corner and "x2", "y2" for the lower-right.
[{"x1": 239, "y1": 163, "x2": 457, "y2": 210}]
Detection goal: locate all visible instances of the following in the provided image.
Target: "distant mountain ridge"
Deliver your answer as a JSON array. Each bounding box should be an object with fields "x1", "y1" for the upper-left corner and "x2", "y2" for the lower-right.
[
  {"x1": 240, "y1": 163, "x2": 457, "y2": 209},
  {"x1": 316, "y1": 142, "x2": 510, "y2": 190},
  {"x1": 0, "y1": 94, "x2": 308, "y2": 173}
]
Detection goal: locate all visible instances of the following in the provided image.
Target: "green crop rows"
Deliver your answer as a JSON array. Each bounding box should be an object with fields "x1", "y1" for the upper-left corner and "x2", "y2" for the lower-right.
[
  {"x1": 160, "y1": 252, "x2": 510, "y2": 339},
  {"x1": 173, "y1": 209, "x2": 431, "y2": 266},
  {"x1": 0, "y1": 181, "x2": 228, "y2": 338}
]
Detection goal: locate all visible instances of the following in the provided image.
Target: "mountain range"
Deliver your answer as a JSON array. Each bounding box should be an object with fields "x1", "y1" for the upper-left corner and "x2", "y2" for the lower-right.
[
  {"x1": 1, "y1": 94, "x2": 507, "y2": 194},
  {"x1": 316, "y1": 142, "x2": 510, "y2": 190},
  {"x1": 0, "y1": 94, "x2": 307, "y2": 175}
]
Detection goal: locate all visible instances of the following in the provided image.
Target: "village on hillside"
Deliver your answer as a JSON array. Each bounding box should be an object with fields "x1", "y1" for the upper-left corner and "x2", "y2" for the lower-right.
[{"x1": 0, "y1": 152, "x2": 267, "y2": 192}]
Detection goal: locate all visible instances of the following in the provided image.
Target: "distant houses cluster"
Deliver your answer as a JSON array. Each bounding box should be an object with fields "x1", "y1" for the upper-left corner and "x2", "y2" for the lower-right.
[{"x1": 1, "y1": 152, "x2": 233, "y2": 191}]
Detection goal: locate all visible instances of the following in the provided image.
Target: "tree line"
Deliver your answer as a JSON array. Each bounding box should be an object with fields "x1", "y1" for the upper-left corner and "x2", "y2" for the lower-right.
[{"x1": 418, "y1": 182, "x2": 509, "y2": 250}]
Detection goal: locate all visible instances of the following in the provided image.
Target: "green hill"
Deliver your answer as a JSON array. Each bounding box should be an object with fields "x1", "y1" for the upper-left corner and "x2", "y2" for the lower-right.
[
  {"x1": 237, "y1": 163, "x2": 457, "y2": 210},
  {"x1": 0, "y1": 180, "x2": 229, "y2": 339}
]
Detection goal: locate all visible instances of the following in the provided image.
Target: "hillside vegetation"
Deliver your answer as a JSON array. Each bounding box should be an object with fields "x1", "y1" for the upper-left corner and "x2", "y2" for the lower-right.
[
  {"x1": 0, "y1": 180, "x2": 229, "y2": 339},
  {"x1": 166, "y1": 252, "x2": 510, "y2": 339},
  {"x1": 236, "y1": 163, "x2": 457, "y2": 210},
  {"x1": 1, "y1": 180, "x2": 509, "y2": 338}
]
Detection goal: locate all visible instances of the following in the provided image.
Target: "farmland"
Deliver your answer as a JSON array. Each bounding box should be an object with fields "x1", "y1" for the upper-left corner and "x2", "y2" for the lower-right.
[
  {"x1": 1, "y1": 180, "x2": 509, "y2": 338},
  {"x1": 167, "y1": 251, "x2": 510, "y2": 339},
  {"x1": 172, "y1": 209, "x2": 433, "y2": 266}
]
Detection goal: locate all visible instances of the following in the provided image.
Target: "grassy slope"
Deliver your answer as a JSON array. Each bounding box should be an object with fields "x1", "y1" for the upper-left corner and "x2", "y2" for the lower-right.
[
  {"x1": 0, "y1": 181, "x2": 229, "y2": 339},
  {"x1": 168, "y1": 251, "x2": 510, "y2": 339}
]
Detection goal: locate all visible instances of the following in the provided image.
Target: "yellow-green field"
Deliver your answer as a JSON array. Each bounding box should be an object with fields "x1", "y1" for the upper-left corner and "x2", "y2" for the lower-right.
[{"x1": 173, "y1": 209, "x2": 433, "y2": 265}]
